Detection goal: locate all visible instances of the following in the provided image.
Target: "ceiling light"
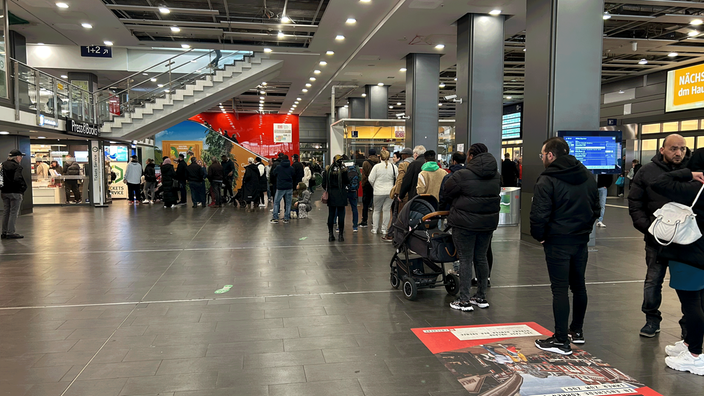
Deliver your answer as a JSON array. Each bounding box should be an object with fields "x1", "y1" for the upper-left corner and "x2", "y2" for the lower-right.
[
  {"x1": 335, "y1": 35, "x2": 345, "y2": 40},
  {"x1": 689, "y1": 30, "x2": 700, "y2": 37},
  {"x1": 158, "y1": 84, "x2": 164, "y2": 87},
  {"x1": 181, "y1": 44, "x2": 190, "y2": 48},
  {"x1": 260, "y1": 96, "x2": 265, "y2": 100},
  {"x1": 264, "y1": 48, "x2": 273, "y2": 53},
  {"x1": 310, "y1": 77, "x2": 316, "y2": 81},
  {"x1": 262, "y1": 82, "x2": 267, "y2": 85},
  {"x1": 439, "y1": 83, "x2": 446, "y2": 88},
  {"x1": 81, "y1": 23, "x2": 92, "y2": 29},
  {"x1": 397, "y1": 102, "x2": 401, "y2": 106},
  {"x1": 60, "y1": 75, "x2": 68, "y2": 79},
  {"x1": 377, "y1": 83, "x2": 384, "y2": 86},
  {"x1": 296, "y1": 97, "x2": 302, "y2": 101},
  {"x1": 277, "y1": 31, "x2": 285, "y2": 38},
  {"x1": 38, "y1": 136, "x2": 46, "y2": 139},
  {"x1": 506, "y1": 96, "x2": 512, "y2": 99},
  {"x1": 171, "y1": 26, "x2": 180, "y2": 32},
  {"x1": 314, "y1": 70, "x2": 321, "y2": 74},
  {"x1": 692, "y1": 19, "x2": 704, "y2": 26},
  {"x1": 603, "y1": 12, "x2": 611, "y2": 20},
  {"x1": 454, "y1": 77, "x2": 457, "y2": 81},
  {"x1": 400, "y1": 68, "x2": 407, "y2": 72},
  {"x1": 346, "y1": 18, "x2": 357, "y2": 24},
  {"x1": 638, "y1": 58, "x2": 648, "y2": 65},
  {"x1": 103, "y1": 41, "x2": 113, "y2": 46},
  {"x1": 259, "y1": 101, "x2": 264, "y2": 104},
  {"x1": 164, "y1": 89, "x2": 170, "y2": 93},
  {"x1": 0, "y1": 131, "x2": 9, "y2": 135},
  {"x1": 143, "y1": 73, "x2": 148, "y2": 76},
  {"x1": 150, "y1": 78, "x2": 157, "y2": 82},
  {"x1": 319, "y1": 61, "x2": 327, "y2": 66},
  {"x1": 159, "y1": 7, "x2": 170, "y2": 14},
  {"x1": 669, "y1": 52, "x2": 679, "y2": 57},
  {"x1": 281, "y1": 15, "x2": 291, "y2": 23},
  {"x1": 438, "y1": 103, "x2": 442, "y2": 107},
  {"x1": 489, "y1": 10, "x2": 501, "y2": 16},
  {"x1": 305, "y1": 83, "x2": 312, "y2": 87},
  {"x1": 294, "y1": 101, "x2": 299, "y2": 104},
  {"x1": 260, "y1": 90, "x2": 266, "y2": 94},
  {"x1": 56, "y1": 2, "x2": 68, "y2": 9},
  {"x1": 344, "y1": 104, "x2": 348, "y2": 108},
  {"x1": 435, "y1": 44, "x2": 445, "y2": 49},
  {"x1": 618, "y1": 90, "x2": 625, "y2": 94},
  {"x1": 362, "y1": 93, "x2": 367, "y2": 97},
  {"x1": 326, "y1": 50, "x2": 334, "y2": 55},
  {"x1": 389, "y1": 105, "x2": 393, "y2": 109},
  {"x1": 360, "y1": 0, "x2": 371, "y2": 3},
  {"x1": 38, "y1": 43, "x2": 45, "y2": 45},
  {"x1": 302, "y1": 89, "x2": 308, "y2": 92}
]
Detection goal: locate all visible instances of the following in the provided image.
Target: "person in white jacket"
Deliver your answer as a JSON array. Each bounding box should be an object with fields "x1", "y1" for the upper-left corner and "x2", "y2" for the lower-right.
[
  {"x1": 302, "y1": 163, "x2": 312, "y2": 187},
  {"x1": 368, "y1": 149, "x2": 397, "y2": 238}
]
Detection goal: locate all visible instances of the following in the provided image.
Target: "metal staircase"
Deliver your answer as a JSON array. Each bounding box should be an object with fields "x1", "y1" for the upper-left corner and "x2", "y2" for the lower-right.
[{"x1": 96, "y1": 50, "x2": 282, "y2": 141}]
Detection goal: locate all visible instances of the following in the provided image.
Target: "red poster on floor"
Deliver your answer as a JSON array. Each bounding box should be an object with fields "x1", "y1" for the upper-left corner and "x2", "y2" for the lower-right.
[{"x1": 411, "y1": 322, "x2": 662, "y2": 396}]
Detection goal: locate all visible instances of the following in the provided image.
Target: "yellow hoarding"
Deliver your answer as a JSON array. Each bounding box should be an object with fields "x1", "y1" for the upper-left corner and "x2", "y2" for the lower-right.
[{"x1": 667, "y1": 63, "x2": 704, "y2": 112}]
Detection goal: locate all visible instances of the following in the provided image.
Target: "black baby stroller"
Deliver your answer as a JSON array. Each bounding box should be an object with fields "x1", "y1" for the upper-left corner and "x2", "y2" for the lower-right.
[{"x1": 388, "y1": 194, "x2": 459, "y2": 300}]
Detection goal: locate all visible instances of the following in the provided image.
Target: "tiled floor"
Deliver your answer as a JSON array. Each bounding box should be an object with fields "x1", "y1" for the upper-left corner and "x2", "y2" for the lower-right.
[{"x1": 0, "y1": 196, "x2": 702, "y2": 395}]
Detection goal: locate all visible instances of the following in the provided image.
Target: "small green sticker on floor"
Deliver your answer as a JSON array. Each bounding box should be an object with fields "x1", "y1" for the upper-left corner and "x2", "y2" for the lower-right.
[
  {"x1": 299, "y1": 237, "x2": 308, "y2": 240},
  {"x1": 214, "y1": 285, "x2": 233, "y2": 294}
]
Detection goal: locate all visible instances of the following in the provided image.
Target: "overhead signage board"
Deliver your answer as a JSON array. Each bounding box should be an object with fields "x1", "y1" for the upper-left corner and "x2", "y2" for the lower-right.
[
  {"x1": 273, "y1": 123, "x2": 292, "y2": 143},
  {"x1": 666, "y1": 62, "x2": 704, "y2": 112},
  {"x1": 502, "y1": 103, "x2": 522, "y2": 140},
  {"x1": 38, "y1": 114, "x2": 58, "y2": 128},
  {"x1": 66, "y1": 118, "x2": 100, "y2": 137},
  {"x1": 81, "y1": 45, "x2": 112, "y2": 58}
]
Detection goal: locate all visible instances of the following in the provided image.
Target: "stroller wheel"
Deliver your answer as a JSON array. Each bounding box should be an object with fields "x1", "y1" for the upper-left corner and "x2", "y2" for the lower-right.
[
  {"x1": 445, "y1": 273, "x2": 460, "y2": 296},
  {"x1": 402, "y1": 276, "x2": 418, "y2": 301},
  {"x1": 390, "y1": 272, "x2": 400, "y2": 289}
]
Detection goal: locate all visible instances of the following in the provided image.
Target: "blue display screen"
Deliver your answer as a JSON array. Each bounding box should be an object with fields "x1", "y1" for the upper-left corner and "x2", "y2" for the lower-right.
[
  {"x1": 502, "y1": 112, "x2": 521, "y2": 140},
  {"x1": 563, "y1": 136, "x2": 619, "y2": 171}
]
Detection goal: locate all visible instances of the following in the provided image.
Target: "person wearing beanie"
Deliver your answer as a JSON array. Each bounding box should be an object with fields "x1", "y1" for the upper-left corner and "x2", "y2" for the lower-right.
[
  {"x1": 442, "y1": 142, "x2": 500, "y2": 313},
  {"x1": 160, "y1": 157, "x2": 178, "y2": 208},
  {"x1": 360, "y1": 148, "x2": 380, "y2": 227},
  {"x1": 416, "y1": 150, "x2": 446, "y2": 201},
  {"x1": 399, "y1": 145, "x2": 427, "y2": 201}
]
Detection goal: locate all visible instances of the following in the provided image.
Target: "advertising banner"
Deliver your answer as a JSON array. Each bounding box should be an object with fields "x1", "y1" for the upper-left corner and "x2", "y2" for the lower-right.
[
  {"x1": 412, "y1": 322, "x2": 662, "y2": 396},
  {"x1": 666, "y1": 63, "x2": 704, "y2": 112},
  {"x1": 274, "y1": 123, "x2": 293, "y2": 143},
  {"x1": 110, "y1": 162, "x2": 128, "y2": 199}
]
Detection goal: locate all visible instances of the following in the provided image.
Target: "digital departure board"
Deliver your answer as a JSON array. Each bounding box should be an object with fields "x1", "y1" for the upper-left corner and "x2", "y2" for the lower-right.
[
  {"x1": 502, "y1": 112, "x2": 522, "y2": 140},
  {"x1": 558, "y1": 131, "x2": 623, "y2": 174}
]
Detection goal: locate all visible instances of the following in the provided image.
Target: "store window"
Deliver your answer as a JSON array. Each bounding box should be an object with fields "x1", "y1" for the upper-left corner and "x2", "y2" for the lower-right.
[
  {"x1": 642, "y1": 139, "x2": 659, "y2": 162},
  {"x1": 698, "y1": 136, "x2": 704, "y2": 149},
  {"x1": 31, "y1": 142, "x2": 89, "y2": 205},
  {"x1": 642, "y1": 124, "x2": 661, "y2": 134},
  {"x1": 662, "y1": 122, "x2": 679, "y2": 133},
  {"x1": 681, "y1": 119, "x2": 700, "y2": 131},
  {"x1": 686, "y1": 136, "x2": 696, "y2": 150}
]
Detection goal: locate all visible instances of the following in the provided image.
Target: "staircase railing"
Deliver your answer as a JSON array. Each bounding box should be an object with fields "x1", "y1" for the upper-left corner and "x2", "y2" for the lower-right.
[{"x1": 93, "y1": 49, "x2": 254, "y2": 125}]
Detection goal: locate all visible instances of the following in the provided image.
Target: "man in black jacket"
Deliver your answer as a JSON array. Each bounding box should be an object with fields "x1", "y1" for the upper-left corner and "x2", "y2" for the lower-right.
[
  {"x1": 176, "y1": 154, "x2": 188, "y2": 205},
  {"x1": 501, "y1": 153, "x2": 518, "y2": 187},
  {"x1": 221, "y1": 155, "x2": 235, "y2": 203},
  {"x1": 291, "y1": 154, "x2": 304, "y2": 188},
  {"x1": 271, "y1": 156, "x2": 295, "y2": 224},
  {"x1": 439, "y1": 151, "x2": 466, "y2": 211},
  {"x1": 399, "y1": 145, "x2": 426, "y2": 202},
  {"x1": 628, "y1": 133, "x2": 690, "y2": 338},
  {"x1": 1, "y1": 149, "x2": 28, "y2": 239},
  {"x1": 530, "y1": 137, "x2": 600, "y2": 356},
  {"x1": 186, "y1": 157, "x2": 205, "y2": 208},
  {"x1": 443, "y1": 144, "x2": 500, "y2": 312}
]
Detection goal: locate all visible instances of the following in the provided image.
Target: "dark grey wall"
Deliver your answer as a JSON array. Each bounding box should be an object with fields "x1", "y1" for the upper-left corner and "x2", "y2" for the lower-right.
[
  {"x1": 299, "y1": 116, "x2": 327, "y2": 143},
  {"x1": 0, "y1": 136, "x2": 32, "y2": 215}
]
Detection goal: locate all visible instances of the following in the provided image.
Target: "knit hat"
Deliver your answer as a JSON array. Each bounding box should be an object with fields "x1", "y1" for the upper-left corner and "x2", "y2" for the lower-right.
[
  {"x1": 469, "y1": 143, "x2": 488, "y2": 157},
  {"x1": 400, "y1": 148, "x2": 412, "y2": 155},
  {"x1": 369, "y1": 148, "x2": 377, "y2": 156},
  {"x1": 163, "y1": 158, "x2": 172, "y2": 165}
]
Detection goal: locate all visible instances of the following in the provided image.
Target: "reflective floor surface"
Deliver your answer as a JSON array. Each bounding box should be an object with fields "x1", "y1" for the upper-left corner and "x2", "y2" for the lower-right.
[{"x1": 0, "y1": 196, "x2": 701, "y2": 395}]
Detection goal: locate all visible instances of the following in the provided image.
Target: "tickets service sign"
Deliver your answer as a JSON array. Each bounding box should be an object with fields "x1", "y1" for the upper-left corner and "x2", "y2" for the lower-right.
[{"x1": 666, "y1": 63, "x2": 704, "y2": 112}]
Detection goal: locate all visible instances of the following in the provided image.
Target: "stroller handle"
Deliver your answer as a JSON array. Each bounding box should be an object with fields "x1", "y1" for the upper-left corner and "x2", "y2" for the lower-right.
[{"x1": 422, "y1": 211, "x2": 449, "y2": 222}]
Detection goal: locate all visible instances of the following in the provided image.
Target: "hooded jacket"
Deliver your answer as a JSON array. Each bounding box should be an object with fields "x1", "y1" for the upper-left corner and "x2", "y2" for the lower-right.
[
  {"x1": 368, "y1": 160, "x2": 397, "y2": 196},
  {"x1": 399, "y1": 157, "x2": 426, "y2": 200},
  {"x1": 361, "y1": 155, "x2": 380, "y2": 186},
  {"x1": 416, "y1": 161, "x2": 447, "y2": 201},
  {"x1": 439, "y1": 163, "x2": 465, "y2": 210},
  {"x1": 530, "y1": 155, "x2": 600, "y2": 244},
  {"x1": 242, "y1": 163, "x2": 260, "y2": 199},
  {"x1": 1, "y1": 159, "x2": 27, "y2": 194},
  {"x1": 221, "y1": 158, "x2": 235, "y2": 179},
  {"x1": 273, "y1": 159, "x2": 295, "y2": 190},
  {"x1": 143, "y1": 163, "x2": 157, "y2": 182},
  {"x1": 124, "y1": 160, "x2": 143, "y2": 185},
  {"x1": 628, "y1": 150, "x2": 691, "y2": 245},
  {"x1": 176, "y1": 159, "x2": 188, "y2": 181},
  {"x1": 322, "y1": 163, "x2": 349, "y2": 207},
  {"x1": 443, "y1": 152, "x2": 501, "y2": 232},
  {"x1": 292, "y1": 159, "x2": 305, "y2": 187}
]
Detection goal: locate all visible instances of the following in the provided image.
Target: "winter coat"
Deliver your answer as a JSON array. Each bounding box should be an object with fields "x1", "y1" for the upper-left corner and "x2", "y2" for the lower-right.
[
  {"x1": 124, "y1": 161, "x2": 143, "y2": 185},
  {"x1": 269, "y1": 159, "x2": 281, "y2": 188},
  {"x1": 651, "y1": 169, "x2": 704, "y2": 270},
  {"x1": 443, "y1": 153, "x2": 501, "y2": 232},
  {"x1": 399, "y1": 157, "x2": 426, "y2": 200},
  {"x1": 501, "y1": 159, "x2": 518, "y2": 187},
  {"x1": 292, "y1": 160, "x2": 305, "y2": 187},
  {"x1": 176, "y1": 159, "x2": 188, "y2": 181},
  {"x1": 221, "y1": 159, "x2": 235, "y2": 180},
  {"x1": 160, "y1": 163, "x2": 178, "y2": 205},
  {"x1": 439, "y1": 163, "x2": 465, "y2": 210},
  {"x1": 208, "y1": 163, "x2": 224, "y2": 182},
  {"x1": 257, "y1": 162, "x2": 268, "y2": 191},
  {"x1": 628, "y1": 150, "x2": 691, "y2": 245},
  {"x1": 242, "y1": 163, "x2": 259, "y2": 199},
  {"x1": 273, "y1": 159, "x2": 295, "y2": 190},
  {"x1": 186, "y1": 162, "x2": 205, "y2": 183},
  {"x1": 530, "y1": 155, "x2": 600, "y2": 244},
  {"x1": 597, "y1": 174, "x2": 613, "y2": 188},
  {"x1": 1, "y1": 160, "x2": 27, "y2": 194},
  {"x1": 368, "y1": 161, "x2": 397, "y2": 196},
  {"x1": 143, "y1": 163, "x2": 157, "y2": 182},
  {"x1": 303, "y1": 166, "x2": 312, "y2": 187},
  {"x1": 322, "y1": 164, "x2": 349, "y2": 207},
  {"x1": 36, "y1": 162, "x2": 50, "y2": 180},
  {"x1": 390, "y1": 157, "x2": 413, "y2": 199},
  {"x1": 416, "y1": 161, "x2": 447, "y2": 201},
  {"x1": 63, "y1": 161, "x2": 81, "y2": 176},
  {"x1": 361, "y1": 156, "x2": 380, "y2": 186}
]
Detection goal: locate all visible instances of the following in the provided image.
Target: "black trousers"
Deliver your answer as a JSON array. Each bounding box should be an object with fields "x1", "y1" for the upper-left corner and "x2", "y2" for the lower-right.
[
  {"x1": 127, "y1": 183, "x2": 141, "y2": 201},
  {"x1": 543, "y1": 242, "x2": 589, "y2": 343},
  {"x1": 677, "y1": 289, "x2": 704, "y2": 354},
  {"x1": 65, "y1": 180, "x2": 82, "y2": 203},
  {"x1": 223, "y1": 178, "x2": 233, "y2": 198},
  {"x1": 328, "y1": 206, "x2": 345, "y2": 232},
  {"x1": 362, "y1": 183, "x2": 373, "y2": 223}
]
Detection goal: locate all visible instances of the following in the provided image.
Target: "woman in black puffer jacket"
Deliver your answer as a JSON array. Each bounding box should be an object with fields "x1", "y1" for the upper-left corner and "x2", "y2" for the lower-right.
[
  {"x1": 322, "y1": 155, "x2": 349, "y2": 242},
  {"x1": 442, "y1": 143, "x2": 501, "y2": 312}
]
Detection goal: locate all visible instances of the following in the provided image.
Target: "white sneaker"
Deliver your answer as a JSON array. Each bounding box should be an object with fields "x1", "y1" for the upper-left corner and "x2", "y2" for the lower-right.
[
  {"x1": 596, "y1": 221, "x2": 606, "y2": 228},
  {"x1": 371, "y1": 229, "x2": 378, "y2": 234},
  {"x1": 149, "y1": 200, "x2": 154, "y2": 204},
  {"x1": 665, "y1": 350, "x2": 704, "y2": 375},
  {"x1": 142, "y1": 200, "x2": 149, "y2": 204},
  {"x1": 259, "y1": 203, "x2": 265, "y2": 208},
  {"x1": 666, "y1": 340, "x2": 689, "y2": 357}
]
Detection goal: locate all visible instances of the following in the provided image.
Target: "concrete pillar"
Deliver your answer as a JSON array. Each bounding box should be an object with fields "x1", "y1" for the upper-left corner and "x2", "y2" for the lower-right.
[
  {"x1": 67, "y1": 72, "x2": 98, "y2": 93},
  {"x1": 9, "y1": 31, "x2": 26, "y2": 64},
  {"x1": 336, "y1": 106, "x2": 349, "y2": 120},
  {"x1": 520, "y1": 0, "x2": 604, "y2": 240},
  {"x1": 404, "y1": 53, "x2": 441, "y2": 150},
  {"x1": 348, "y1": 97, "x2": 365, "y2": 119},
  {"x1": 455, "y1": 13, "x2": 504, "y2": 162},
  {"x1": 364, "y1": 85, "x2": 388, "y2": 119},
  {"x1": 89, "y1": 140, "x2": 108, "y2": 207}
]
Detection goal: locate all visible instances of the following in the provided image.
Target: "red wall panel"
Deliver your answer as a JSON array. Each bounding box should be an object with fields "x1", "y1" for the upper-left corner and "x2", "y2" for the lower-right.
[{"x1": 189, "y1": 113, "x2": 299, "y2": 160}]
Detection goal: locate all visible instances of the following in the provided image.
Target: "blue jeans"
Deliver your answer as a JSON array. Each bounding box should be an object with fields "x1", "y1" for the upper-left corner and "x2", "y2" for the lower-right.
[
  {"x1": 347, "y1": 190, "x2": 359, "y2": 228},
  {"x1": 598, "y1": 187, "x2": 607, "y2": 222},
  {"x1": 273, "y1": 189, "x2": 293, "y2": 221}
]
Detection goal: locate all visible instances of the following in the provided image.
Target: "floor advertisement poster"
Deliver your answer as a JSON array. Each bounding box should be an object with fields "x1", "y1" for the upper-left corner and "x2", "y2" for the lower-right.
[{"x1": 411, "y1": 322, "x2": 662, "y2": 396}]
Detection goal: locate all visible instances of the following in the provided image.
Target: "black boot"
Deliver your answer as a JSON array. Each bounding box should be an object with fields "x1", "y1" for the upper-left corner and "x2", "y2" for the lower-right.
[
  {"x1": 328, "y1": 224, "x2": 336, "y2": 242},
  {"x1": 338, "y1": 231, "x2": 344, "y2": 242}
]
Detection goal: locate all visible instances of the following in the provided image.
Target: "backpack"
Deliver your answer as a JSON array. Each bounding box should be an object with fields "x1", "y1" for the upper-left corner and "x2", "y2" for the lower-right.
[
  {"x1": 66, "y1": 162, "x2": 81, "y2": 175},
  {"x1": 345, "y1": 162, "x2": 360, "y2": 191}
]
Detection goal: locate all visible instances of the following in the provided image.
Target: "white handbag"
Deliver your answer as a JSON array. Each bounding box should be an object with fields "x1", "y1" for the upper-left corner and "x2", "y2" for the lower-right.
[{"x1": 648, "y1": 184, "x2": 704, "y2": 246}]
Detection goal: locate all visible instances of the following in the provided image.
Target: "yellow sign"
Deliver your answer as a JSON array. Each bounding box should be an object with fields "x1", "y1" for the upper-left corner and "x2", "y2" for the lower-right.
[{"x1": 667, "y1": 63, "x2": 704, "y2": 112}]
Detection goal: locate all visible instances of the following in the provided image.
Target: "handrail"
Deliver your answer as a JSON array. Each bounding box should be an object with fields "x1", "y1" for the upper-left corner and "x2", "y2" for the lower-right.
[
  {"x1": 10, "y1": 58, "x2": 93, "y2": 96},
  {"x1": 100, "y1": 49, "x2": 194, "y2": 91}
]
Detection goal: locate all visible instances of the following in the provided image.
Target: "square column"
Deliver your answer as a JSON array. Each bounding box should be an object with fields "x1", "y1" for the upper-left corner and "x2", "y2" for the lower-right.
[
  {"x1": 520, "y1": 0, "x2": 604, "y2": 240},
  {"x1": 455, "y1": 13, "x2": 504, "y2": 162},
  {"x1": 348, "y1": 97, "x2": 366, "y2": 119},
  {"x1": 364, "y1": 85, "x2": 388, "y2": 119},
  {"x1": 405, "y1": 53, "x2": 441, "y2": 150}
]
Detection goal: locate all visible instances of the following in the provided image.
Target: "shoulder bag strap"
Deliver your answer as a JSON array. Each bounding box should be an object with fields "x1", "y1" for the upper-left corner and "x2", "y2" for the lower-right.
[{"x1": 690, "y1": 184, "x2": 704, "y2": 209}]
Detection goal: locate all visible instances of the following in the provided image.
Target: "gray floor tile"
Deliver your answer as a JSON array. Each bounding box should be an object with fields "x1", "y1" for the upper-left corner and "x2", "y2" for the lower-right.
[{"x1": 268, "y1": 379, "x2": 364, "y2": 396}]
